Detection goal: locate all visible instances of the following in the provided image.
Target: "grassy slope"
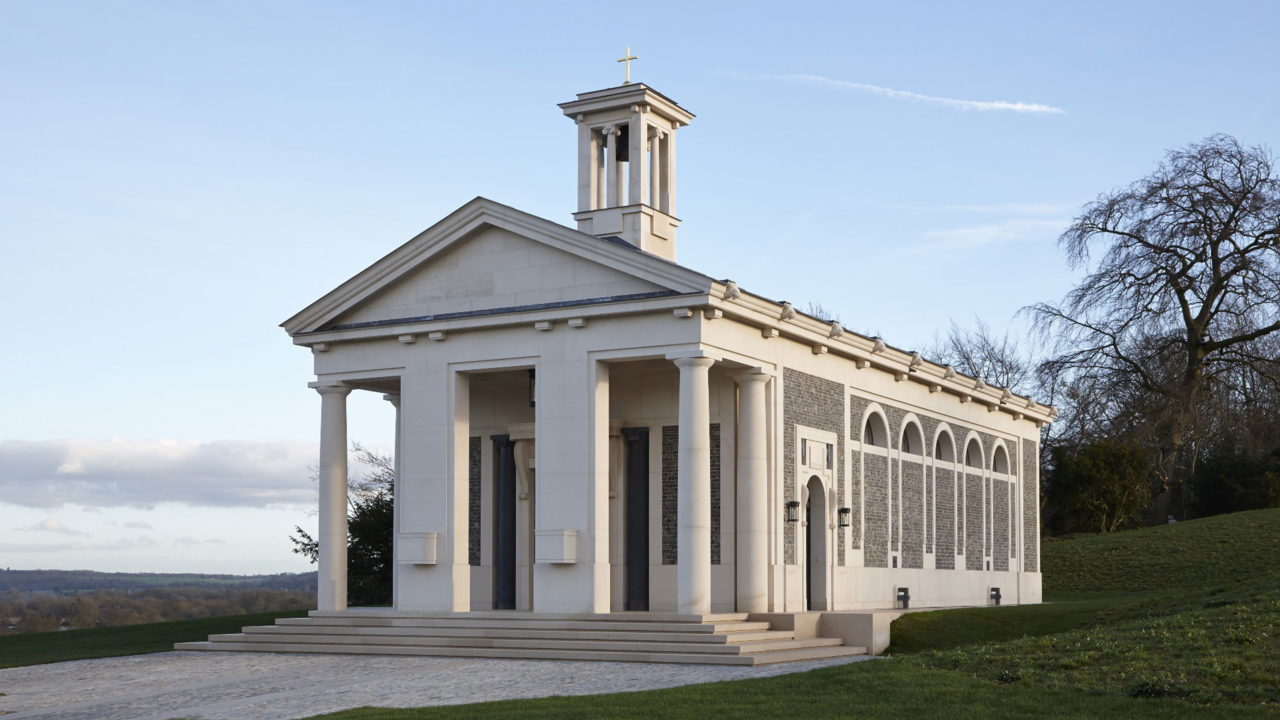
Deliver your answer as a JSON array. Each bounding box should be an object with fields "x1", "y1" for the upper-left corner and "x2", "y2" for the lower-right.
[
  {"x1": 1041, "y1": 507, "x2": 1280, "y2": 593},
  {"x1": 888, "y1": 508, "x2": 1280, "y2": 704},
  {"x1": 0, "y1": 608, "x2": 309, "y2": 668}
]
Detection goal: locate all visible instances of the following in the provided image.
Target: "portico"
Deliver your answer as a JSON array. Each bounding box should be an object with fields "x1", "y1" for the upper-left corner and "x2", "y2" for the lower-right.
[{"x1": 308, "y1": 348, "x2": 774, "y2": 617}]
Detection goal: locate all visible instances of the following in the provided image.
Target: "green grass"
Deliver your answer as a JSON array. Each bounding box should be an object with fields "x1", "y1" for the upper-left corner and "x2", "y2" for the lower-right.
[
  {"x1": 299, "y1": 661, "x2": 1278, "y2": 720},
  {"x1": 0, "y1": 608, "x2": 309, "y2": 668},
  {"x1": 886, "y1": 508, "x2": 1280, "y2": 705},
  {"x1": 1041, "y1": 508, "x2": 1280, "y2": 593}
]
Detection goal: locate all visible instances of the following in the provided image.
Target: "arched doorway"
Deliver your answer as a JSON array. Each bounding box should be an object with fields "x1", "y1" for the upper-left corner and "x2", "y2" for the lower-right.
[{"x1": 805, "y1": 475, "x2": 829, "y2": 611}]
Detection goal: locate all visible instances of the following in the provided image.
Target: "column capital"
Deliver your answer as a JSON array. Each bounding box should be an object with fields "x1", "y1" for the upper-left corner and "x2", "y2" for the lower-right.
[
  {"x1": 311, "y1": 383, "x2": 351, "y2": 397},
  {"x1": 672, "y1": 356, "x2": 715, "y2": 371},
  {"x1": 731, "y1": 369, "x2": 771, "y2": 386}
]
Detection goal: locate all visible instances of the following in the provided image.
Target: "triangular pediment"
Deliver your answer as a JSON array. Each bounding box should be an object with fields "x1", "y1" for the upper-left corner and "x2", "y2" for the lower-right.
[{"x1": 282, "y1": 197, "x2": 712, "y2": 335}]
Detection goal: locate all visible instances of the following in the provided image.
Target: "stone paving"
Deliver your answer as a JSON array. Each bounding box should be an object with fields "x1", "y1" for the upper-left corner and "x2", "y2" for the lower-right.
[{"x1": 0, "y1": 650, "x2": 873, "y2": 719}]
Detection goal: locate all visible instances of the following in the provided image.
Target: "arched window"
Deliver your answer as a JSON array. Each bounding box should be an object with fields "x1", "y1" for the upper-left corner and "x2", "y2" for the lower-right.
[
  {"x1": 993, "y1": 446, "x2": 1010, "y2": 474},
  {"x1": 965, "y1": 439, "x2": 984, "y2": 469},
  {"x1": 934, "y1": 431, "x2": 955, "y2": 462},
  {"x1": 902, "y1": 422, "x2": 924, "y2": 455},
  {"x1": 863, "y1": 413, "x2": 888, "y2": 447}
]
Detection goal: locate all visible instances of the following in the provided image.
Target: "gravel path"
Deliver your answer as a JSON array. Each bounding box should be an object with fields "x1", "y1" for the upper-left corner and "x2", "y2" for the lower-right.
[{"x1": 0, "y1": 651, "x2": 872, "y2": 719}]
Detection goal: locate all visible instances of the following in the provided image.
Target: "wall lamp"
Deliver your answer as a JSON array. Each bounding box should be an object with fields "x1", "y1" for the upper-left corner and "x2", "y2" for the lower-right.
[
  {"x1": 837, "y1": 507, "x2": 852, "y2": 528},
  {"x1": 784, "y1": 500, "x2": 800, "y2": 523}
]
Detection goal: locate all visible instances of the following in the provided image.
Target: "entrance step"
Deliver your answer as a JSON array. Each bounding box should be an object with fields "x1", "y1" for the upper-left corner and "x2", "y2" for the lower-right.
[
  {"x1": 175, "y1": 612, "x2": 867, "y2": 666},
  {"x1": 275, "y1": 616, "x2": 772, "y2": 634},
  {"x1": 242, "y1": 624, "x2": 798, "y2": 645}
]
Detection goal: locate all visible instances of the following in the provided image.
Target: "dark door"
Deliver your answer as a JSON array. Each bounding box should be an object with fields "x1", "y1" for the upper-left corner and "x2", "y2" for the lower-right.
[
  {"x1": 622, "y1": 428, "x2": 650, "y2": 611},
  {"x1": 493, "y1": 435, "x2": 516, "y2": 610},
  {"x1": 805, "y1": 494, "x2": 813, "y2": 611}
]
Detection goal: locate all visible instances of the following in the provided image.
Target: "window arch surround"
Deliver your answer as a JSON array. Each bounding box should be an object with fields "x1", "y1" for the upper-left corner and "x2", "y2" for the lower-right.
[
  {"x1": 862, "y1": 409, "x2": 890, "y2": 449},
  {"x1": 900, "y1": 418, "x2": 925, "y2": 456},
  {"x1": 933, "y1": 427, "x2": 956, "y2": 462},
  {"x1": 992, "y1": 444, "x2": 1011, "y2": 475},
  {"x1": 964, "y1": 437, "x2": 985, "y2": 469}
]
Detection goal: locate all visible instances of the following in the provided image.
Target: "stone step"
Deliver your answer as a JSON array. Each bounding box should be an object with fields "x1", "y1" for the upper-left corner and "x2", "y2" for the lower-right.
[
  {"x1": 745, "y1": 645, "x2": 869, "y2": 666},
  {"x1": 173, "y1": 640, "x2": 862, "y2": 666},
  {"x1": 734, "y1": 637, "x2": 845, "y2": 654},
  {"x1": 274, "y1": 617, "x2": 771, "y2": 634},
  {"x1": 241, "y1": 624, "x2": 797, "y2": 645},
  {"x1": 310, "y1": 610, "x2": 752, "y2": 623},
  {"x1": 204, "y1": 632, "x2": 843, "y2": 656}
]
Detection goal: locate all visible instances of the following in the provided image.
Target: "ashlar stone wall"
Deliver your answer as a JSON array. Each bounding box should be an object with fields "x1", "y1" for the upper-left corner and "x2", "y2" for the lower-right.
[
  {"x1": 1022, "y1": 438, "x2": 1040, "y2": 571},
  {"x1": 848, "y1": 394, "x2": 1034, "y2": 575},
  {"x1": 661, "y1": 423, "x2": 722, "y2": 565},
  {"x1": 901, "y1": 459, "x2": 924, "y2": 569},
  {"x1": 782, "y1": 368, "x2": 845, "y2": 566}
]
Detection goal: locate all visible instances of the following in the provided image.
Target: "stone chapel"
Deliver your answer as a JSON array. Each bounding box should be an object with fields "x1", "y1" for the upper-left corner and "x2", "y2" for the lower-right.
[{"x1": 180, "y1": 78, "x2": 1051, "y2": 663}]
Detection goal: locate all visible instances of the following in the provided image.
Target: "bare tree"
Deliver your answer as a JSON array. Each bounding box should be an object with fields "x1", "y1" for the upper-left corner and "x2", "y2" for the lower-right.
[
  {"x1": 1030, "y1": 134, "x2": 1280, "y2": 512},
  {"x1": 804, "y1": 301, "x2": 841, "y2": 324},
  {"x1": 929, "y1": 318, "x2": 1033, "y2": 395}
]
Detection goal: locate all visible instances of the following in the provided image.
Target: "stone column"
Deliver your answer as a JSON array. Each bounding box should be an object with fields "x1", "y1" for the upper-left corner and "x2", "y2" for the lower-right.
[
  {"x1": 628, "y1": 116, "x2": 647, "y2": 206},
  {"x1": 649, "y1": 129, "x2": 663, "y2": 208},
  {"x1": 608, "y1": 420, "x2": 625, "y2": 610},
  {"x1": 315, "y1": 384, "x2": 351, "y2": 612},
  {"x1": 577, "y1": 122, "x2": 598, "y2": 212},
  {"x1": 674, "y1": 355, "x2": 714, "y2": 615},
  {"x1": 733, "y1": 371, "x2": 770, "y2": 613},
  {"x1": 383, "y1": 393, "x2": 401, "y2": 583},
  {"x1": 660, "y1": 129, "x2": 676, "y2": 214},
  {"x1": 604, "y1": 126, "x2": 620, "y2": 208},
  {"x1": 511, "y1": 430, "x2": 535, "y2": 611}
]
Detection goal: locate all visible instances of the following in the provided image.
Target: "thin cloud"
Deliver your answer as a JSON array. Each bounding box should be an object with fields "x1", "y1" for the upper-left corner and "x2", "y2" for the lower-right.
[
  {"x1": 918, "y1": 218, "x2": 1068, "y2": 251},
  {"x1": 122, "y1": 520, "x2": 154, "y2": 530},
  {"x1": 0, "y1": 536, "x2": 157, "y2": 553},
  {"x1": 884, "y1": 201, "x2": 1076, "y2": 215},
  {"x1": 763, "y1": 73, "x2": 1065, "y2": 115},
  {"x1": 17, "y1": 518, "x2": 88, "y2": 536},
  {"x1": 175, "y1": 536, "x2": 226, "y2": 546},
  {"x1": 0, "y1": 439, "x2": 317, "y2": 509}
]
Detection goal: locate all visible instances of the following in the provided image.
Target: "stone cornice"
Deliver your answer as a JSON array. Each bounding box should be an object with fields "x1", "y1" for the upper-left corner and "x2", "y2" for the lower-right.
[
  {"x1": 707, "y1": 281, "x2": 1055, "y2": 427},
  {"x1": 293, "y1": 292, "x2": 711, "y2": 346},
  {"x1": 559, "y1": 84, "x2": 695, "y2": 127}
]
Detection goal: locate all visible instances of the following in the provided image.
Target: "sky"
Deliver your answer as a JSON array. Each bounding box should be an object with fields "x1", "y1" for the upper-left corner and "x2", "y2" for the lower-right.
[{"x1": 1, "y1": 1, "x2": 1276, "y2": 574}]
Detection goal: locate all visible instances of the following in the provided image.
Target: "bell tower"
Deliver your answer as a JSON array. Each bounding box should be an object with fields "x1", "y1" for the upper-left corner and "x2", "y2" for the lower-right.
[{"x1": 559, "y1": 84, "x2": 694, "y2": 261}]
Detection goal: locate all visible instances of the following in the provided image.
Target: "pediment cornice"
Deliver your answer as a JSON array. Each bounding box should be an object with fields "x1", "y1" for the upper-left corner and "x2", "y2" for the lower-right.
[{"x1": 281, "y1": 197, "x2": 714, "y2": 336}]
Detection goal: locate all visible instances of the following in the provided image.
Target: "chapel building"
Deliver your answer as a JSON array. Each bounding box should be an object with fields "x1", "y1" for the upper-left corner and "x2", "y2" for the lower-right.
[{"x1": 281, "y1": 80, "x2": 1049, "y2": 623}]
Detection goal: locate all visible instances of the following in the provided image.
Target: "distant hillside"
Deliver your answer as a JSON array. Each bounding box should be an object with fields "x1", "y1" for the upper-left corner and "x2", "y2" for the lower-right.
[
  {"x1": 1042, "y1": 507, "x2": 1280, "y2": 593},
  {"x1": 0, "y1": 569, "x2": 317, "y2": 594}
]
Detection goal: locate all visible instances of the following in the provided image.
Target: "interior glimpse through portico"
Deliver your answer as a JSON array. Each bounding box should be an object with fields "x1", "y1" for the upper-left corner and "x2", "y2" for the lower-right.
[{"x1": 466, "y1": 369, "x2": 535, "y2": 610}]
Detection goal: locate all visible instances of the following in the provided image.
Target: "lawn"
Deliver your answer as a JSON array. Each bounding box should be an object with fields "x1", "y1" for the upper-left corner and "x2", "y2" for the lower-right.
[
  {"x1": 0, "y1": 608, "x2": 309, "y2": 668},
  {"x1": 301, "y1": 661, "x2": 1279, "y2": 720}
]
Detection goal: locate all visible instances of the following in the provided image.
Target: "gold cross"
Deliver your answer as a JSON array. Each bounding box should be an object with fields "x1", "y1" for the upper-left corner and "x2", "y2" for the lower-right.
[{"x1": 617, "y1": 46, "x2": 638, "y2": 85}]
